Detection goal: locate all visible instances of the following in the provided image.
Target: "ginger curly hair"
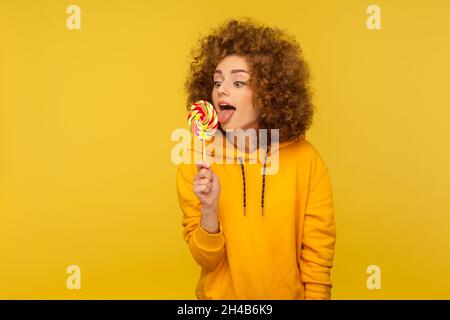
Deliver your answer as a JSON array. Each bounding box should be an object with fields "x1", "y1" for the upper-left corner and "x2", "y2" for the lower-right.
[{"x1": 185, "y1": 18, "x2": 315, "y2": 143}]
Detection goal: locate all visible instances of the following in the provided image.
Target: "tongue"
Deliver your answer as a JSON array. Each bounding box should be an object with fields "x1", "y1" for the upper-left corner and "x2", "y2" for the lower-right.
[{"x1": 218, "y1": 109, "x2": 236, "y2": 124}]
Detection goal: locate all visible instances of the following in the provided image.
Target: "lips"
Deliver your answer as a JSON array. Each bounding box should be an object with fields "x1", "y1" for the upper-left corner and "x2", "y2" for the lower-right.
[{"x1": 218, "y1": 103, "x2": 236, "y2": 124}]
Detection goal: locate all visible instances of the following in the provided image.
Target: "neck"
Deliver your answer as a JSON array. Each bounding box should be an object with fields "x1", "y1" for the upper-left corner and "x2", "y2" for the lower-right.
[{"x1": 226, "y1": 131, "x2": 259, "y2": 154}]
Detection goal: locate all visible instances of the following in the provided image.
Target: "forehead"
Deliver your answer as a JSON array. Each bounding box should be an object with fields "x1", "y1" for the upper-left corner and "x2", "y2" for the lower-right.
[{"x1": 215, "y1": 55, "x2": 249, "y2": 73}]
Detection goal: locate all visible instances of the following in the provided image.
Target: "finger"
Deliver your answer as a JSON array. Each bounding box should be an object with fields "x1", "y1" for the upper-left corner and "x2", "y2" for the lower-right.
[
  {"x1": 196, "y1": 160, "x2": 210, "y2": 172},
  {"x1": 197, "y1": 168, "x2": 212, "y2": 181},
  {"x1": 193, "y1": 184, "x2": 203, "y2": 194},
  {"x1": 194, "y1": 183, "x2": 211, "y2": 194},
  {"x1": 194, "y1": 184, "x2": 210, "y2": 194},
  {"x1": 195, "y1": 178, "x2": 211, "y2": 188}
]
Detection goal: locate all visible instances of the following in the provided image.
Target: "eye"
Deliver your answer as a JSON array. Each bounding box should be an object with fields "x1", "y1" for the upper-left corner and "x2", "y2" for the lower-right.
[
  {"x1": 234, "y1": 81, "x2": 246, "y2": 87},
  {"x1": 213, "y1": 81, "x2": 222, "y2": 88}
]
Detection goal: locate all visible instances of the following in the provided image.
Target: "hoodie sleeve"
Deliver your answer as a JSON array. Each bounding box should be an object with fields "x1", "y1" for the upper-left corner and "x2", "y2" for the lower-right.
[
  {"x1": 176, "y1": 163, "x2": 226, "y2": 272},
  {"x1": 299, "y1": 156, "x2": 337, "y2": 300}
]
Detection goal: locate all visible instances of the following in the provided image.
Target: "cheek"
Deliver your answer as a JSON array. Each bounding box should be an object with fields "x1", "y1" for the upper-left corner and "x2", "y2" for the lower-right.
[
  {"x1": 211, "y1": 89, "x2": 219, "y2": 110},
  {"x1": 242, "y1": 90, "x2": 257, "y2": 117},
  {"x1": 247, "y1": 107, "x2": 260, "y2": 123}
]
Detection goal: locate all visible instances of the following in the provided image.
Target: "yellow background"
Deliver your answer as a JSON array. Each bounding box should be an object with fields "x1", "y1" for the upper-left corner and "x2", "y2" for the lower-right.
[{"x1": 1, "y1": 0, "x2": 450, "y2": 299}]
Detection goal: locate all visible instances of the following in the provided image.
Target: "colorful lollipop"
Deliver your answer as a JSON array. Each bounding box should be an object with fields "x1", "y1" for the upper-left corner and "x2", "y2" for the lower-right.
[{"x1": 187, "y1": 100, "x2": 218, "y2": 161}]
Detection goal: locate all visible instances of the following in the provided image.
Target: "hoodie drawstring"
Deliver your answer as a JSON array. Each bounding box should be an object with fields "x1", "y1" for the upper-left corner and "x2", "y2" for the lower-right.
[
  {"x1": 261, "y1": 148, "x2": 268, "y2": 216},
  {"x1": 238, "y1": 147, "x2": 270, "y2": 217},
  {"x1": 239, "y1": 157, "x2": 247, "y2": 216}
]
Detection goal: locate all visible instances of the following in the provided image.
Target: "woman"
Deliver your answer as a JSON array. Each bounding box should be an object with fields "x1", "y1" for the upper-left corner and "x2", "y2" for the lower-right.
[{"x1": 176, "y1": 18, "x2": 336, "y2": 300}]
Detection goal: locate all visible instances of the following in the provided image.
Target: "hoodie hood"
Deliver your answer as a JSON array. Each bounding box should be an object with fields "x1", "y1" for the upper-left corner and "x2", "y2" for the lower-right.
[
  {"x1": 199, "y1": 131, "x2": 301, "y2": 163},
  {"x1": 187, "y1": 131, "x2": 303, "y2": 216}
]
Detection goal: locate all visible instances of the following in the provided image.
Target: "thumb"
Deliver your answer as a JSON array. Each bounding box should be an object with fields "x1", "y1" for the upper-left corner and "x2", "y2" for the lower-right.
[{"x1": 196, "y1": 160, "x2": 210, "y2": 171}]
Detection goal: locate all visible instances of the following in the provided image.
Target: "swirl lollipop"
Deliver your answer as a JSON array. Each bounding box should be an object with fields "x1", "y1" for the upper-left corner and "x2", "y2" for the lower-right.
[{"x1": 187, "y1": 100, "x2": 218, "y2": 161}]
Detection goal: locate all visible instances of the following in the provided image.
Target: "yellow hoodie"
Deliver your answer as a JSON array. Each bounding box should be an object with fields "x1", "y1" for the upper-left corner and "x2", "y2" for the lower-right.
[{"x1": 176, "y1": 134, "x2": 336, "y2": 300}]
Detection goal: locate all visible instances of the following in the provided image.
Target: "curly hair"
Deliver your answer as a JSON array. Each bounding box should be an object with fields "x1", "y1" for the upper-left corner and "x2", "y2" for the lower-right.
[{"x1": 184, "y1": 18, "x2": 315, "y2": 143}]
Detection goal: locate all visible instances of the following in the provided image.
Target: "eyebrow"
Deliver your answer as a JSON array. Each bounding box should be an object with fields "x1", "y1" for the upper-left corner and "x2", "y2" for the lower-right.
[{"x1": 214, "y1": 69, "x2": 250, "y2": 75}]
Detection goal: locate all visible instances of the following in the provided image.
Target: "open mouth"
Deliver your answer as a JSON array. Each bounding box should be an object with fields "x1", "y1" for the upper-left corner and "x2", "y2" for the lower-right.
[
  {"x1": 219, "y1": 104, "x2": 236, "y2": 111},
  {"x1": 218, "y1": 104, "x2": 236, "y2": 124}
]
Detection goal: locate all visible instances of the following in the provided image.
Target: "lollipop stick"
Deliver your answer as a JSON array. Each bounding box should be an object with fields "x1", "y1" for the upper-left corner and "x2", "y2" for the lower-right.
[{"x1": 202, "y1": 139, "x2": 206, "y2": 162}]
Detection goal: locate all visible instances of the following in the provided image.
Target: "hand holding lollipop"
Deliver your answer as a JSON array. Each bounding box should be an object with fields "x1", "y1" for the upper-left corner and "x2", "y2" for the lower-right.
[
  {"x1": 187, "y1": 100, "x2": 218, "y2": 161},
  {"x1": 188, "y1": 100, "x2": 221, "y2": 226}
]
